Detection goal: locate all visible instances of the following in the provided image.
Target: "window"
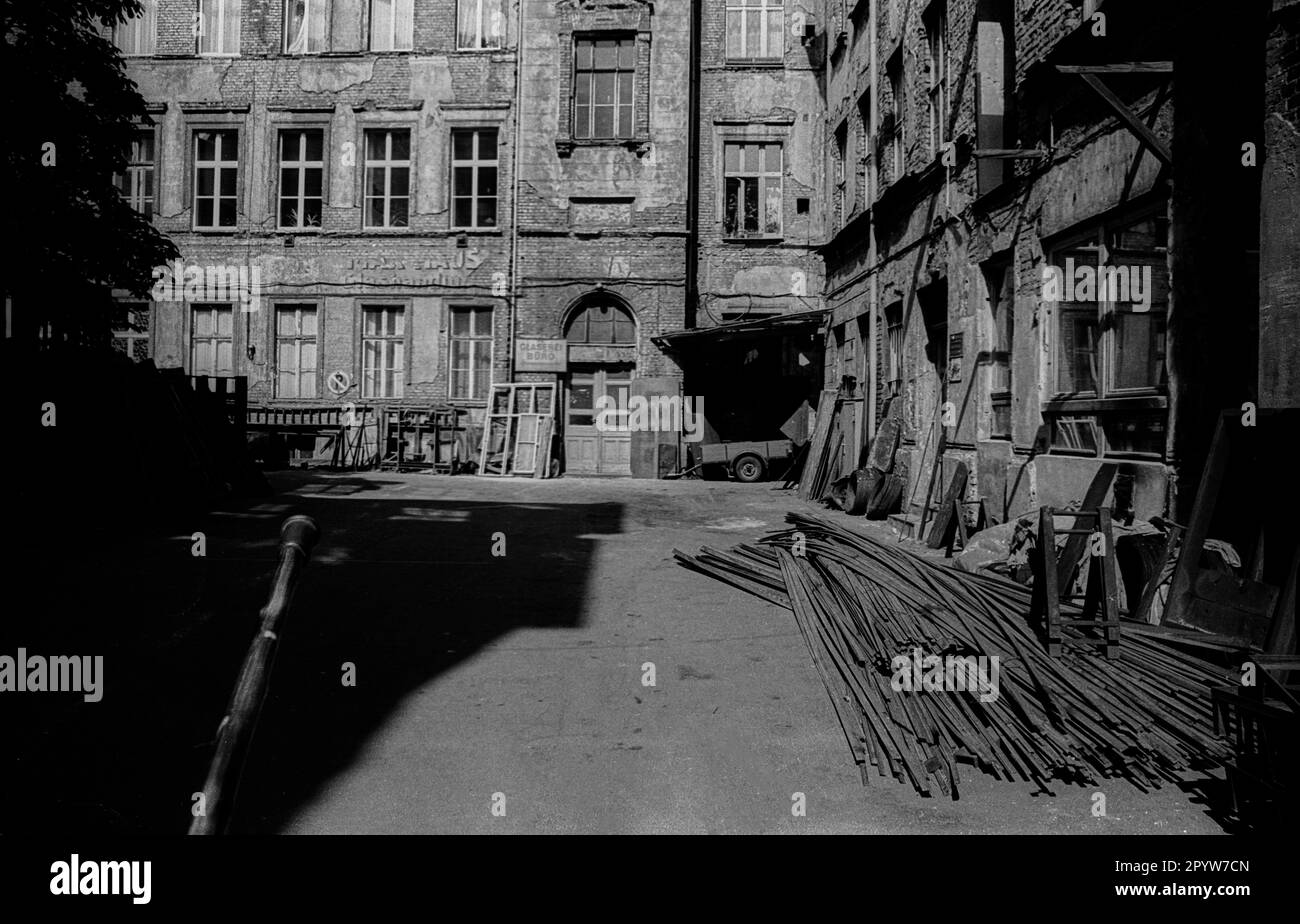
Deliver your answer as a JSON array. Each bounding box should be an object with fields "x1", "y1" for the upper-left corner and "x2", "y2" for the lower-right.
[
  {"x1": 574, "y1": 38, "x2": 635, "y2": 140},
  {"x1": 198, "y1": 0, "x2": 240, "y2": 56},
  {"x1": 191, "y1": 305, "x2": 234, "y2": 377},
  {"x1": 1049, "y1": 208, "x2": 1169, "y2": 398},
  {"x1": 458, "y1": 0, "x2": 503, "y2": 49},
  {"x1": 285, "y1": 0, "x2": 329, "y2": 54},
  {"x1": 888, "y1": 58, "x2": 904, "y2": 182},
  {"x1": 193, "y1": 130, "x2": 239, "y2": 229},
  {"x1": 117, "y1": 130, "x2": 155, "y2": 219},
  {"x1": 926, "y1": 5, "x2": 948, "y2": 160},
  {"x1": 726, "y1": 0, "x2": 783, "y2": 61},
  {"x1": 858, "y1": 90, "x2": 873, "y2": 207},
  {"x1": 885, "y1": 301, "x2": 904, "y2": 393},
  {"x1": 451, "y1": 129, "x2": 498, "y2": 229},
  {"x1": 834, "y1": 121, "x2": 848, "y2": 226},
  {"x1": 565, "y1": 301, "x2": 636, "y2": 344},
  {"x1": 276, "y1": 305, "x2": 318, "y2": 398},
  {"x1": 975, "y1": 0, "x2": 1015, "y2": 194},
  {"x1": 112, "y1": 302, "x2": 151, "y2": 362},
  {"x1": 723, "y1": 141, "x2": 782, "y2": 238},
  {"x1": 370, "y1": 0, "x2": 413, "y2": 52},
  {"x1": 116, "y1": 0, "x2": 156, "y2": 55},
  {"x1": 363, "y1": 129, "x2": 411, "y2": 228},
  {"x1": 278, "y1": 130, "x2": 324, "y2": 229},
  {"x1": 361, "y1": 306, "x2": 405, "y2": 398},
  {"x1": 449, "y1": 306, "x2": 493, "y2": 401},
  {"x1": 984, "y1": 260, "x2": 1014, "y2": 439}
]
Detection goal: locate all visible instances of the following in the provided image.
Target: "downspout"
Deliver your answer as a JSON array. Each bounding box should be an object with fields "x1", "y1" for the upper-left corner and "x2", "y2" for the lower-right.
[
  {"x1": 867, "y1": 0, "x2": 879, "y2": 442},
  {"x1": 508, "y1": 0, "x2": 525, "y2": 381},
  {"x1": 686, "y1": 0, "x2": 702, "y2": 331}
]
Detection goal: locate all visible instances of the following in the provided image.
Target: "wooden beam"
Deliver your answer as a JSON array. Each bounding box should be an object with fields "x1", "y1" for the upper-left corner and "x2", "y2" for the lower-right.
[
  {"x1": 1074, "y1": 72, "x2": 1174, "y2": 166},
  {"x1": 1056, "y1": 62, "x2": 1173, "y2": 74},
  {"x1": 973, "y1": 148, "x2": 1049, "y2": 159}
]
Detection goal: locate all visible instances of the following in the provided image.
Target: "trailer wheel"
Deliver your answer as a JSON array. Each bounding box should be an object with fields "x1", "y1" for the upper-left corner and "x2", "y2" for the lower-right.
[{"x1": 733, "y1": 453, "x2": 767, "y2": 483}]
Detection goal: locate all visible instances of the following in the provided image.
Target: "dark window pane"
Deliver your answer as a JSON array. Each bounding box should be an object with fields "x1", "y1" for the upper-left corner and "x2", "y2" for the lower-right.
[
  {"x1": 281, "y1": 169, "x2": 299, "y2": 197},
  {"x1": 593, "y1": 106, "x2": 613, "y2": 138},
  {"x1": 479, "y1": 166, "x2": 497, "y2": 197},
  {"x1": 454, "y1": 198, "x2": 472, "y2": 227},
  {"x1": 219, "y1": 199, "x2": 236, "y2": 226},
  {"x1": 366, "y1": 131, "x2": 386, "y2": 160},
  {"x1": 390, "y1": 131, "x2": 410, "y2": 160},
  {"x1": 390, "y1": 167, "x2": 409, "y2": 197},
  {"x1": 304, "y1": 168, "x2": 322, "y2": 197},
  {"x1": 453, "y1": 166, "x2": 473, "y2": 196},
  {"x1": 197, "y1": 168, "x2": 215, "y2": 197},
  {"x1": 477, "y1": 198, "x2": 496, "y2": 226},
  {"x1": 197, "y1": 199, "x2": 214, "y2": 226},
  {"x1": 220, "y1": 169, "x2": 237, "y2": 196},
  {"x1": 477, "y1": 131, "x2": 497, "y2": 161},
  {"x1": 304, "y1": 130, "x2": 323, "y2": 161},
  {"x1": 452, "y1": 130, "x2": 474, "y2": 160},
  {"x1": 390, "y1": 199, "x2": 408, "y2": 226}
]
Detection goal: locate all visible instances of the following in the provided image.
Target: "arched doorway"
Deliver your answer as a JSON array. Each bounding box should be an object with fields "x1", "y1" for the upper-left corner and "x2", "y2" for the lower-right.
[{"x1": 563, "y1": 295, "x2": 637, "y2": 475}]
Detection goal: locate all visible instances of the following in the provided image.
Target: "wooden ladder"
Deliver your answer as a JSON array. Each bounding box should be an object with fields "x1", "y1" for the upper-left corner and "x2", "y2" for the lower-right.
[{"x1": 1033, "y1": 506, "x2": 1122, "y2": 659}]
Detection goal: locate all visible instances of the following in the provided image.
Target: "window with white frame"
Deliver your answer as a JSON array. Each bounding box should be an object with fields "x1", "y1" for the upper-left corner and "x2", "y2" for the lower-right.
[
  {"x1": 191, "y1": 304, "x2": 234, "y2": 377},
  {"x1": 573, "y1": 37, "x2": 636, "y2": 140},
  {"x1": 193, "y1": 130, "x2": 239, "y2": 229},
  {"x1": 361, "y1": 305, "x2": 405, "y2": 398},
  {"x1": 363, "y1": 129, "x2": 411, "y2": 228},
  {"x1": 117, "y1": 129, "x2": 156, "y2": 218},
  {"x1": 451, "y1": 129, "x2": 498, "y2": 229},
  {"x1": 449, "y1": 306, "x2": 493, "y2": 401},
  {"x1": 925, "y1": 4, "x2": 948, "y2": 160},
  {"x1": 457, "y1": 0, "x2": 503, "y2": 49},
  {"x1": 276, "y1": 305, "x2": 318, "y2": 398},
  {"x1": 116, "y1": 0, "x2": 157, "y2": 55},
  {"x1": 278, "y1": 129, "x2": 324, "y2": 229},
  {"x1": 370, "y1": 0, "x2": 413, "y2": 52},
  {"x1": 726, "y1": 0, "x2": 784, "y2": 61},
  {"x1": 285, "y1": 0, "x2": 329, "y2": 54},
  {"x1": 198, "y1": 0, "x2": 241, "y2": 56},
  {"x1": 723, "y1": 141, "x2": 782, "y2": 238}
]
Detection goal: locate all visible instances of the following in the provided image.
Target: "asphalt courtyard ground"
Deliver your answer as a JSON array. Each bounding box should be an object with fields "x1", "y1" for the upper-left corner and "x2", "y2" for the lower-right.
[{"x1": 6, "y1": 470, "x2": 1229, "y2": 834}]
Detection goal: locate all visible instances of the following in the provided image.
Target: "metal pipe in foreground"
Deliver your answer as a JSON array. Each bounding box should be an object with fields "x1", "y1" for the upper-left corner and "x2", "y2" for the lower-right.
[{"x1": 189, "y1": 515, "x2": 320, "y2": 835}]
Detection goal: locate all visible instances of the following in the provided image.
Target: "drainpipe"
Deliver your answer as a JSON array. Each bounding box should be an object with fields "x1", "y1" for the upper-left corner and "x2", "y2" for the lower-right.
[
  {"x1": 867, "y1": 0, "x2": 879, "y2": 442},
  {"x1": 508, "y1": 0, "x2": 525, "y2": 385},
  {"x1": 686, "y1": 0, "x2": 702, "y2": 332}
]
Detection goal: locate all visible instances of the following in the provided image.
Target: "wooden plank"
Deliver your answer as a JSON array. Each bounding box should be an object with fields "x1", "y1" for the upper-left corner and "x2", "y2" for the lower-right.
[
  {"x1": 1163, "y1": 413, "x2": 1231, "y2": 626},
  {"x1": 799, "y1": 389, "x2": 838, "y2": 500},
  {"x1": 926, "y1": 461, "x2": 968, "y2": 550},
  {"x1": 1075, "y1": 72, "x2": 1174, "y2": 166},
  {"x1": 1056, "y1": 62, "x2": 1173, "y2": 74},
  {"x1": 1056, "y1": 463, "x2": 1117, "y2": 591}
]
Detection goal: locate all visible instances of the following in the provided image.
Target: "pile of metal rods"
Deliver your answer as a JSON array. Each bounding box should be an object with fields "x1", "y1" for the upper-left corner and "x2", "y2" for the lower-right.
[{"x1": 675, "y1": 512, "x2": 1234, "y2": 798}]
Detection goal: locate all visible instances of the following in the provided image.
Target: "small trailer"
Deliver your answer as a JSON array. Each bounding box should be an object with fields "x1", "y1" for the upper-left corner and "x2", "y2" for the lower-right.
[{"x1": 694, "y1": 439, "x2": 795, "y2": 483}]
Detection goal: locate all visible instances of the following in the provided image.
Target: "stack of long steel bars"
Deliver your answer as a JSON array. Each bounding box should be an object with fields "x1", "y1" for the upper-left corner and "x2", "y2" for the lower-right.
[{"x1": 674, "y1": 512, "x2": 1234, "y2": 798}]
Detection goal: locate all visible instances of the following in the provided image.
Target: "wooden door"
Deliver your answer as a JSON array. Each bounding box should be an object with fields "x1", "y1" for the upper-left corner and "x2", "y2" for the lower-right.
[{"x1": 564, "y1": 364, "x2": 633, "y2": 475}]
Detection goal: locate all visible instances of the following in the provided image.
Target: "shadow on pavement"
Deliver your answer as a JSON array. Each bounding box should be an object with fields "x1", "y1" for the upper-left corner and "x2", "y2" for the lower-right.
[{"x1": 0, "y1": 471, "x2": 621, "y2": 835}]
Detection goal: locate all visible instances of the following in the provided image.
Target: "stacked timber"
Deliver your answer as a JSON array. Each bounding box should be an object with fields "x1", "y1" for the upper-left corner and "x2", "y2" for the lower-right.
[{"x1": 675, "y1": 512, "x2": 1234, "y2": 798}]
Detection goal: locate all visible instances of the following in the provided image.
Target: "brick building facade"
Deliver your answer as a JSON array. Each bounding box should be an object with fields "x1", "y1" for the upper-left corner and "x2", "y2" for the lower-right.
[
  {"x1": 820, "y1": 0, "x2": 1291, "y2": 527},
  {"x1": 114, "y1": 0, "x2": 519, "y2": 452}
]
